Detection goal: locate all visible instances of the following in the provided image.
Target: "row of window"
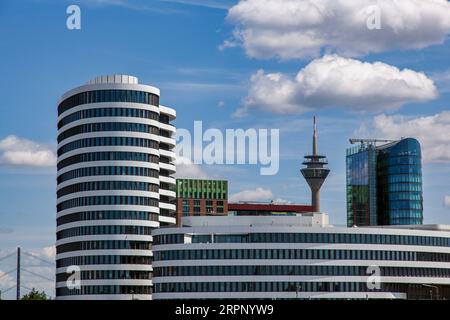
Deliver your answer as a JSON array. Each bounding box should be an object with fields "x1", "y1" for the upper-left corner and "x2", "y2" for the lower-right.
[
  {"x1": 58, "y1": 89, "x2": 159, "y2": 115},
  {"x1": 58, "y1": 107, "x2": 160, "y2": 129},
  {"x1": 57, "y1": 225, "x2": 154, "y2": 240},
  {"x1": 58, "y1": 136, "x2": 159, "y2": 156},
  {"x1": 155, "y1": 232, "x2": 450, "y2": 247},
  {"x1": 178, "y1": 191, "x2": 228, "y2": 200},
  {"x1": 57, "y1": 210, "x2": 159, "y2": 226},
  {"x1": 56, "y1": 255, "x2": 152, "y2": 268},
  {"x1": 57, "y1": 195, "x2": 159, "y2": 211},
  {"x1": 386, "y1": 175, "x2": 422, "y2": 184},
  {"x1": 380, "y1": 156, "x2": 421, "y2": 166},
  {"x1": 154, "y1": 248, "x2": 450, "y2": 262},
  {"x1": 56, "y1": 240, "x2": 152, "y2": 254},
  {"x1": 154, "y1": 265, "x2": 450, "y2": 278},
  {"x1": 155, "y1": 281, "x2": 397, "y2": 294},
  {"x1": 57, "y1": 181, "x2": 159, "y2": 198},
  {"x1": 387, "y1": 183, "x2": 422, "y2": 192},
  {"x1": 57, "y1": 152, "x2": 159, "y2": 170},
  {"x1": 385, "y1": 166, "x2": 421, "y2": 175},
  {"x1": 57, "y1": 270, "x2": 151, "y2": 282},
  {"x1": 57, "y1": 166, "x2": 159, "y2": 184},
  {"x1": 58, "y1": 122, "x2": 160, "y2": 143},
  {"x1": 57, "y1": 285, "x2": 151, "y2": 296},
  {"x1": 388, "y1": 192, "x2": 422, "y2": 201},
  {"x1": 388, "y1": 201, "x2": 423, "y2": 210}
]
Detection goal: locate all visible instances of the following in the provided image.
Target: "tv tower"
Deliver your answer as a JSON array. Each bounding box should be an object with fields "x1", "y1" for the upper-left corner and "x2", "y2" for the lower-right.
[{"x1": 301, "y1": 116, "x2": 330, "y2": 212}]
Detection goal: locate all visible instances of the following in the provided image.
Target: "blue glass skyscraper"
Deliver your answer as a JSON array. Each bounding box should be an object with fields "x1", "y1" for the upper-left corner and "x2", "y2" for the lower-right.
[
  {"x1": 346, "y1": 138, "x2": 423, "y2": 227},
  {"x1": 376, "y1": 138, "x2": 423, "y2": 225}
]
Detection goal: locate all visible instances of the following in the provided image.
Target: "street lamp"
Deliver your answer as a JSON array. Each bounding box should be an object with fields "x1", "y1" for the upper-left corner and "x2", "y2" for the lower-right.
[{"x1": 421, "y1": 284, "x2": 439, "y2": 300}]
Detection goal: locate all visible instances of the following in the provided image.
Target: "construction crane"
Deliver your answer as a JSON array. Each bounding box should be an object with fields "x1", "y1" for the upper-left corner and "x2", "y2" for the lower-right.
[{"x1": 349, "y1": 138, "x2": 396, "y2": 145}]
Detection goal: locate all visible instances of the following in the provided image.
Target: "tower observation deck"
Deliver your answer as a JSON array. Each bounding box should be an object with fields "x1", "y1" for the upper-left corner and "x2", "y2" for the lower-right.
[{"x1": 300, "y1": 116, "x2": 330, "y2": 212}]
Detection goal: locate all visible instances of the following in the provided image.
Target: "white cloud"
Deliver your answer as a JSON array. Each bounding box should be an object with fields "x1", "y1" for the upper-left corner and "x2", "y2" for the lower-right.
[
  {"x1": 225, "y1": 0, "x2": 450, "y2": 60},
  {"x1": 230, "y1": 187, "x2": 273, "y2": 202},
  {"x1": 433, "y1": 69, "x2": 450, "y2": 93},
  {"x1": 272, "y1": 198, "x2": 292, "y2": 204},
  {"x1": 0, "y1": 269, "x2": 16, "y2": 293},
  {"x1": 359, "y1": 111, "x2": 450, "y2": 163},
  {"x1": 445, "y1": 196, "x2": 450, "y2": 208},
  {"x1": 174, "y1": 156, "x2": 209, "y2": 179},
  {"x1": 0, "y1": 227, "x2": 14, "y2": 234},
  {"x1": 0, "y1": 135, "x2": 56, "y2": 167},
  {"x1": 159, "y1": 0, "x2": 233, "y2": 9},
  {"x1": 235, "y1": 55, "x2": 437, "y2": 116}
]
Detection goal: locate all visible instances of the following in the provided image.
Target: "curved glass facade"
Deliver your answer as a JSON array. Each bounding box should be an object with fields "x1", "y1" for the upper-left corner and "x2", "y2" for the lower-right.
[
  {"x1": 56, "y1": 75, "x2": 176, "y2": 300},
  {"x1": 377, "y1": 138, "x2": 423, "y2": 225},
  {"x1": 346, "y1": 138, "x2": 423, "y2": 226}
]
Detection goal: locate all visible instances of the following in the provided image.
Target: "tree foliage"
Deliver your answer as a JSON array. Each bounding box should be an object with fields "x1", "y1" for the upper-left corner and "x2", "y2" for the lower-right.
[{"x1": 21, "y1": 288, "x2": 49, "y2": 300}]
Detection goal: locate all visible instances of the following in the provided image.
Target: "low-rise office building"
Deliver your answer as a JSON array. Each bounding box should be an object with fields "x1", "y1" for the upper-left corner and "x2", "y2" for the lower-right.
[
  {"x1": 152, "y1": 215, "x2": 450, "y2": 300},
  {"x1": 228, "y1": 202, "x2": 313, "y2": 216},
  {"x1": 176, "y1": 179, "x2": 228, "y2": 224}
]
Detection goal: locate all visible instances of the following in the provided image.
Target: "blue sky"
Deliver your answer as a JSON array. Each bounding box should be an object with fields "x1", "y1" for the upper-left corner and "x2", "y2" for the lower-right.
[{"x1": 1, "y1": 0, "x2": 450, "y2": 297}]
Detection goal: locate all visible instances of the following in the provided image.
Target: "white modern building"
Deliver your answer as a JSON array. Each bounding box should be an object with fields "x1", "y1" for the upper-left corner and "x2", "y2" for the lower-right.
[
  {"x1": 55, "y1": 75, "x2": 176, "y2": 299},
  {"x1": 152, "y1": 214, "x2": 450, "y2": 300}
]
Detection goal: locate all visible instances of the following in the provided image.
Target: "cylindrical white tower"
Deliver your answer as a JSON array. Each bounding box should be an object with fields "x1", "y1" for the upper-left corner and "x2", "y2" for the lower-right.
[{"x1": 55, "y1": 75, "x2": 176, "y2": 300}]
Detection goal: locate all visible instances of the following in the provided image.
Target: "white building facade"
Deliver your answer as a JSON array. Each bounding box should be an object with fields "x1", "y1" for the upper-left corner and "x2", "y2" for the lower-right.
[
  {"x1": 152, "y1": 215, "x2": 450, "y2": 299},
  {"x1": 56, "y1": 75, "x2": 176, "y2": 300}
]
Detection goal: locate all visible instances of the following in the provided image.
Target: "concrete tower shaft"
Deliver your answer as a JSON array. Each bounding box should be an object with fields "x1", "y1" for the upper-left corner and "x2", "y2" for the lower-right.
[{"x1": 300, "y1": 116, "x2": 330, "y2": 212}]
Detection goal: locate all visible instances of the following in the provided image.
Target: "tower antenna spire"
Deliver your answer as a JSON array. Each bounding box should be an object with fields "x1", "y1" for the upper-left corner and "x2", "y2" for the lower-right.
[
  {"x1": 313, "y1": 115, "x2": 317, "y2": 156},
  {"x1": 301, "y1": 116, "x2": 330, "y2": 212}
]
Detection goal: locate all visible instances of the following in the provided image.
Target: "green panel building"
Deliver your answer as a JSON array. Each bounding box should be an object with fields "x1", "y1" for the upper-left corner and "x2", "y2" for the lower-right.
[{"x1": 176, "y1": 179, "x2": 228, "y2": 224}]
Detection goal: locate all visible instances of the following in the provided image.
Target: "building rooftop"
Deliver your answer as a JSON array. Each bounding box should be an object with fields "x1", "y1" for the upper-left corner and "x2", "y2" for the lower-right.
[
  {"x1": 363, "y1": 224, "x2": 450, "y2": 232},
  {"x1": 87, "y1": 74, "x2": 139, "y2": 85},
  {"x1": 228, "y1": 202, "x2": 312, "y2": 213},
  {"x1": 181, "y1": 213, "x2": 330, "y2": 228}
]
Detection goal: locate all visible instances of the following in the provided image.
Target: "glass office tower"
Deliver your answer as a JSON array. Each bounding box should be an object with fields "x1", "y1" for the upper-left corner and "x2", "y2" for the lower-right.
[
  {"x1": 377, "y1": 138, "x2": 423, "y2": 225},
  {"x1": 346, "y1": 138, "x2": 423, "y2": 227},
  {"x1": 346, "y1": 143, "x2": 377, "y2": 227},
  {"x1": 56, "y1": 75, "x2": 177, "y2": 300}
]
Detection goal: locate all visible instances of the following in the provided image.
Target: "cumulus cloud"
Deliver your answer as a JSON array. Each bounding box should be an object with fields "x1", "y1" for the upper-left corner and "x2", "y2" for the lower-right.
[
  {"x1": 174, "y1": 156, "x2": 209, "y2": 179},
  {"x1": 229, "y1": 187, "x2": 273, "y2": 202},
  {"x1": 225, "y1": 0, "x2": 450, "y2": 60},
  {"x1": 358, "y1": 111, "x2": 450, "y2": 163},
  {"x1": 0, "y1": 227, "x2": 14, "y2": 234},
  {"x1": 235, "y1": 55, "x2": 437, "y2": 116},
  {"x1": 0, "y1": 135, "x2": 56, "y2": 167},
  {"x1": 444, "y1": 196, "x2": 450, "y2": 208},
  {"x1": 0, "y1": 269, "x2": 16, "y2": 292},
  {"x1": 432, "y1": 69, "x2": 450, "y2": 93}
]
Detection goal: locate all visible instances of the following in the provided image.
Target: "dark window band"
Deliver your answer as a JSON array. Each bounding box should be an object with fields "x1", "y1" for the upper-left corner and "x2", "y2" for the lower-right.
[
  {"x1": 57, "y1": 166, "x2": 159, "y2": 184},
  {"x1": 58, "y1": 89, "x2": 159, "y2": 115},
  {"x1": 57, "y1": 181, "x2": 159, "y2": 198},
  {"x1": 56, "y1": 255, "x2": 152, "y2": 268},
  {"x1": 56, "y1": 240, "x2": 152, "y2": 254},
  {"x1": 57, "y1": 210, "x2": 159, "y2": 226},
  {"x1": 57, "y1": 151, "x2": 159, "y2": 171},
  {"x1": 58, "y1": 122, "x2": 159, "y2": 143},
  {"x1": 57, "y1": 195, "x2": 159, "y2": 211},
  {"x1": 58, "y1": 107, "x2": 159, "y2": 129},
  {"x1": 57, "y1": 225, "x2": 154, "y2": 240},
  {"x1": 58, "y1": 137, "x2": 159, "y2": 157}
]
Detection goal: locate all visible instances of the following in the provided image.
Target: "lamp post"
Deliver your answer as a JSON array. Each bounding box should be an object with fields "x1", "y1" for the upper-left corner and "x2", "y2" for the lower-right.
[{"x1": 421, "y1": 284, "x2": 439, "y2": 300}]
